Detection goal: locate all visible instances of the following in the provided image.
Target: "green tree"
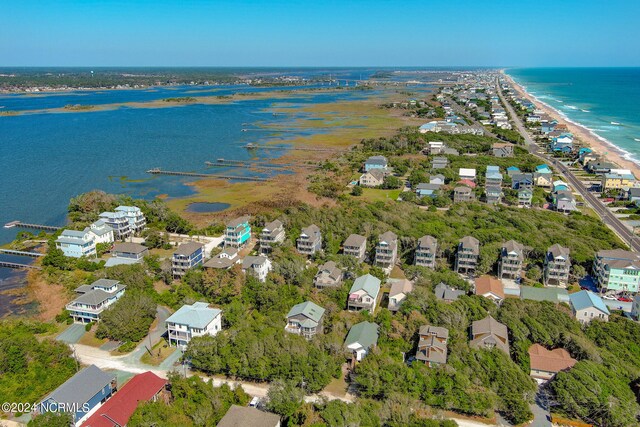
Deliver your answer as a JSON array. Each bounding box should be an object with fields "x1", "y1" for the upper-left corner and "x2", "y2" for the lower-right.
[{"x1": 266, "y1": 379, "x2": 305, "y2": 418}]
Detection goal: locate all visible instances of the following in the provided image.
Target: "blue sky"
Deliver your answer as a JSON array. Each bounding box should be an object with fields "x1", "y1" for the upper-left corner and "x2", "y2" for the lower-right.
[{"x1": 1, "y1": 0, "x2": 639, "y2": 67}]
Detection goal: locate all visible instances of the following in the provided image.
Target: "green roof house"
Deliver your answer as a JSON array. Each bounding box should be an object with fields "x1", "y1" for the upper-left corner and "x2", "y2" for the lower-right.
[
  {"x1": 345, "y1": 321, "x2": 379, "y2": 362},
  {"x1": 348, "y1": 274, "x2": 381, "y2": 312},
  {"x1": 285, "y1": 301, "x2": 325, "y2": 339}
]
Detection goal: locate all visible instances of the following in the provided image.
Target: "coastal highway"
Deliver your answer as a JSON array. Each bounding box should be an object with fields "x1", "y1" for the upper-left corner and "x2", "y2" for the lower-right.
[{"x1": 496, "y1": 78, "x2": 640, "y2": 252}]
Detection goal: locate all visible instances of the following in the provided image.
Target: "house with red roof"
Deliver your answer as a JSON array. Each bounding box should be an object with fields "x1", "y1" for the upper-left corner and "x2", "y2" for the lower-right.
[{"x1": 81, "y1": 371, "x2": 166, "y2": 427}]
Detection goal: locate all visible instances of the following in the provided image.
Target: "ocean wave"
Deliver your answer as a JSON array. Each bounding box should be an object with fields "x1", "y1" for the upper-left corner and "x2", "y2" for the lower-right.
[
  {"x1": 581, "y1": 109, "x2": 590, "y2": 113},
  {"x1": 611, "y1": 121, "x2": 621, "y2": 125},
  {"x1": 635, "y1": 138, "x2": 640, "y2": 142},
  {"x1": 566, "y1": 105, "x2": 578, "y2": 110}
]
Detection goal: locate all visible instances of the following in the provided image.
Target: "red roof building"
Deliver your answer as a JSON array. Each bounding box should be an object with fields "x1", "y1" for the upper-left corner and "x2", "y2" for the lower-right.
[{"x1": 81, "y1": 371, "x2": 166, "y2": 427}]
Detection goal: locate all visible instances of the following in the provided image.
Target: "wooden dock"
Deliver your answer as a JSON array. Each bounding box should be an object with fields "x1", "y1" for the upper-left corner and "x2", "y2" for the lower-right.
[
  {"x1": 0, "y1": 249, "x2": 43, "y2": 257},
  {"x1": 0, "y1": 261, "x2": 41, "y2": 270},
  {"x1": 146, "y1": 168, "x2": 270, "y2": 182},
  {"x1": 3, "y1": 221, "x2": 61, "y2": 232}
]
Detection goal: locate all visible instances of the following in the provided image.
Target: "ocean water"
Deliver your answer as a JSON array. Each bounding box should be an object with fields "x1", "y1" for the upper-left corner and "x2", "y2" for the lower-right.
[{"x1": 507, "y1": 68, "x2": 640, "y2": 164}]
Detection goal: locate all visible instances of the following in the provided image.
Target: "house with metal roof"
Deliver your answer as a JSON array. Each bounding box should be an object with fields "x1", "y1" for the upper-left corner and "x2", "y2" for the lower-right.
[
  {"x1": 485, "y1": 165, "x2": 503, "y2": 187},
  {"x1": 416, "y1": 325, "x2": 449, "y2": 367},
  {"x1": 66, "y1": 279, "x2": 126, "y2": 324},
  {"x1": 363, "y1": 155, "x2": 388, "y2": 172},
  {"x1": 459, "y1": 168, "x2": 477, "y2": 182},
  {"x1": 520, "y1": 286, "x2": 569, "y2": 304},
  {"x1": 470, "y1": 316, "x2": 509, "y2": 354},
  {"x1": 81, "y1": 371, "x2": 166, "y2": 427},
  {"x1": 570, "y1": 290, "x2": 609, "y2": 324},
  {"x1": 343, "y1": 234, "x2": 367, "y2": 261},
  {"x1": 166, "y1": 302, "x2": 222, "y2": 348},
  {"x1": 314, "y1": 261, "x2": 343, "y2": 288},
  {"x1": 285, "y1": 301, "x2": 325, "y2": 339},
  {"x1": 55, "y1": 229, "x2": 97, "y2": 258},
  {"x1": 39, "y1": 365, "x2": 116, "y2": 425},
  {"x1": 171, "y1": 242, "x2": 204, "y2": 279},
  {"x1": 217, "y1": 405, "x2": 281, "y2": 427},
  {"x1": 344, "y1": 321, "x2": 379, "y2": 363},
  {"x1": 348, "y1": 274, "x2": 381, "y2": 312}
]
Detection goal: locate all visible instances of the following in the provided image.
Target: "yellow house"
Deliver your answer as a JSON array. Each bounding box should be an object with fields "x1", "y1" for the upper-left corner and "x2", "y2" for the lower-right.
[{"x1": 602, "y1": 172, "x2": 636, "y2": 190}]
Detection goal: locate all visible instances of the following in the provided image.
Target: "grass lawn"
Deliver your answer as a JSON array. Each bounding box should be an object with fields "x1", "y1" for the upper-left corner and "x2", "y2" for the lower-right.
[
  {"x1": 141, "y1": 340, "x2": 177, "y2": 366},
  {"x1": 78, "y1": 327, "x2": 109, "y2": 348},
  {"x1": 323, "y1": 369, "x2": 349, "y2": 397},
  {"x1": 389, "y1": 266, "x2": 407, "y2": 279},
  {"x1": 359, "y1": 188, "x2": 402, "y2": 202}
]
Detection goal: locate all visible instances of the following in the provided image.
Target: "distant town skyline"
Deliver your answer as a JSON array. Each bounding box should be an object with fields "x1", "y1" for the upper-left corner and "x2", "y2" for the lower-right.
[{"x1": 2, "y1": 0, "x2": 639, "y2": 67}]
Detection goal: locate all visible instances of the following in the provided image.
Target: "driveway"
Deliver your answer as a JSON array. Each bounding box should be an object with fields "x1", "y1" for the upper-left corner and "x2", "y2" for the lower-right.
[{"x1": 56, "y1": 323, "x2": 86, "y2": 344}]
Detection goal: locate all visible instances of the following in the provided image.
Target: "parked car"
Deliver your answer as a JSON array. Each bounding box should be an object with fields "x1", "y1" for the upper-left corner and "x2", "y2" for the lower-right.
[
  {"x1": 617, "y1": 296, "x2": 632, "y2": 302},
  {"x1": 602, "y1": 294, "x2": 617, "y2": 300}
]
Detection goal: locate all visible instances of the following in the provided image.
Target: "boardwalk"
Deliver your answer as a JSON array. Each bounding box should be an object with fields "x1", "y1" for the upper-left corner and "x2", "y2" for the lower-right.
[
  {"x1": 147, "y1": 168, "x2": 270, "y2": 182},
  {"x1": 0, "y1": 249, "x2": 43, "y2": 257},
  {"x1": 0, "y1": 261, "x2": 41, "y2": 270}
]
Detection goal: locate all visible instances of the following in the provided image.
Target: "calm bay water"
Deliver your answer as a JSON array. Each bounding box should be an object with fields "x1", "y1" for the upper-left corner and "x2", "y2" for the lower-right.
[{"x1": 507, "y1": 67, "x2": 640, "y2": 164}]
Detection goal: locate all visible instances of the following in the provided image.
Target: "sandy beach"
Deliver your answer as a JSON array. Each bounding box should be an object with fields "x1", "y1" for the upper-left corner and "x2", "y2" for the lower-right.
[{"x1": 501, "y1": 71, "x2": 640, "y2": 179}]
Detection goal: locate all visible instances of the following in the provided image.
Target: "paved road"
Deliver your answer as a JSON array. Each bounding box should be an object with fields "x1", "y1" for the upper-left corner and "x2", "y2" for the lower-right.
[{"x1": 497, "y1": 78, "x2": 640, "y2": 252}]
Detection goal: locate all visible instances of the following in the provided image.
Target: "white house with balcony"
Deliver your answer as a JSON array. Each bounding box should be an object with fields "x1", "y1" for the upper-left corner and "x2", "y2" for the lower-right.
[
  {"x1": 99, "y1": 210, "x2": 132, "y2": 240},
  {"x1": 87, "y1": 219, "x2": 114, "y2": 245},
  {"x1": 114, "y1": 205, "x2": 146, "y2": 234},
  {"x1": 55, "y1": 229, "x2": 97, "y2": 258},
  {"x1": 65, "y1": 279, "x2": 126, "y2": 323},
  {"x1": 166, "y1": 302, "x2": 222, "y2": 349}
]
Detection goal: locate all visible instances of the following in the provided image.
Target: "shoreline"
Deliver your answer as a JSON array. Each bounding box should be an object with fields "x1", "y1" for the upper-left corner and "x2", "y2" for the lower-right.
[{"x1": 502, "y1": 70, "x2": 640, "y2": 179}]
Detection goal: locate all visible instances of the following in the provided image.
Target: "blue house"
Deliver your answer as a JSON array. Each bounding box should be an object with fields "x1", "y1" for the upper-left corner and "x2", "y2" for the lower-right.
[
  {"x1": 550, "y1": 133, "x2": 574, "y2": 153},
  {"x1": 39, "y1": 365, "x2": 116, "y2": 425},
  {"x1": 511, "y1": 173, "x2": 534, "y2": 190},
  {"x1": 364, "y1": 155, "x2": 388, "y2": 172},
  {"x1": 224, "y1": 216, "x2": 251, "y2": 248},
  {"x1": 506, "y1": 166, "x2": 521, "y2": 177},
  {"x1": 541, "y1": 122, "x2": 557, "y2": 134},
  {"x1": 536, "y1": 164, "x2": 552, "y2": 175},
  {"x1": 55, "y1": 229, "x2": 97, "y2": 258},
  {"x1": 485, "y1": 166, "x2": 503, "y2": 187},
  {"x1": 172, "y1": 242, "x2": 204, "y2": 279},
  {"x1": 416, "y1": 183, "x2": 441, "y2": 198},
  {"x1": 578, "y1": 147, "x2": 593, "y2": 157}
]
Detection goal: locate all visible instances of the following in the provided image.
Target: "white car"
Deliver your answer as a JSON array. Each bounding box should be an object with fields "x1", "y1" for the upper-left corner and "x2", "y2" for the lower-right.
[{"x1": 602, "y1": 294, "x2": 617, "y2": 300}]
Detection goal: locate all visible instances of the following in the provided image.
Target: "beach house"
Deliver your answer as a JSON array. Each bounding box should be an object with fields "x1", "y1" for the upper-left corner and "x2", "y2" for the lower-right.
[
  {"x1": 202, "y1": 247, "x2": 239, "y2": 270},
  {"x1": 242, "y1": 255, "x2": 272, "y2": 282},
  {"x1": 39, "y1": 365, "x2": 117, "y2": 426},
  {"x1": 314, "y1": 261, "x2": 343, "y2": 288},
  {"x1": 285, "y1": 301, "x2": 325, "y2": 339},
  {"x1": 415, "y1": 235, "x2": 437, "y2": 268},
  {"x1": 416, "y1": 325, "x2": 449, "y2": 367},
  {"x1": 602, "y1": 170, "x2": 637, "y2": 191},
  {"x1": 511, "y1": 173, "x2": 534, "y2": 190},
  {"x1": 469, "y1": 316, "x2": 509, "y2": 354},
  {"x1": 109, "y1": 242, "x2": 148, "y2": 264},
  {"x1": 432, "y1": 156, "x2": 448, "y2": 170},
  {"x1": 455, "y1": 236, "x2": 480, "y2": 274},
  {"x1": 87, "y1": 219, "x2": 114, "y2": 245},
  {"x1": 498, "y1": 240, "x2": 525, "y2": 279},
  {"x1": 259, "y1": 219, "x2": 285, "y2": 254},
  {"x1": 114, "y1": 205, "x2": 146, "y2": 234},
  {"x1": 528, "y1": 344, "x2": 576, "y2": 381},
  {"x1": 171, "y1": 242, "x2": 204, "y2": 279},
  {"x1": 570, "y1": 291, "x2": 610, "y2": 324},
  {"x1": 55, "y1": 229, "x2": 97, "y2": 258},
  {"x1": 592, "y1": 249, "x2": 640, "y2": 293},
  {"x1": 485, "y1": 165, "x2": 503, "y2": 187},
  {"x1": 166, "y1": 302, "x2": 222, "y2": 348},
  {"x1": 485, "y1": 185, "x2": 502, "y2": 205},
  {"x1": 459, "y1": 168, "x2": 477, "y2": 183},
  {"x1": 224, "y1": 216, "x2": 251, "y2": 248},
  {"x1": 544, "y1": 244, "x2": 571, "y2": 286},
  {"x1": 348, "y1": 274, "x2": 381, "y2": 312},
  {"x1": 434, "y1": 282, "x2": 465, "y2": 302},
  {"x1": 375, "y1": 231, "x2": 398, "y2": 268},
  {"x1": 99, "y1": 210, "x2": 132, "y2": 240},
  {"x1": 297, "y1": 224, "x2": 322, "y2": 255},
  {"x1": 474, "y1": 276, "x2": 505, "y2": 304},
  {"x1": 518, "y1": 188, "x2": 533, "y2": 207},
  {"x1": 359, "y1": 168, "x2": 387, "y2": 187},
  {"x1": 65, "y1": 279, "x2": 126, "y2": 323},
  {"x1": 534, "y1": 164, "x2": 553, "y2": 188},
  {"x1": 343, "y1": 234, "x2": 367, "y2": 261},
  {"x1": 363, "y1": 155, "x2": 388, "y2": 172},
  {"x1": 453, "y1": 186, "x2": 474, "y2": 203},
  {"x1": 344, "y1": 321, "x2": 379, "y2": 363},
  {"x1": 415, "y1": 183, "x2": 441, "y2": 198},
  {"x1": 492, "y1": 143, "x2": 513, "y2": 158},
  {"x1": 217, "y1": 406, "x2": 281, "y2": 427},
  {"x1": 81, "y1": 371, "x2": 167, "y2": 427},
  {"x1": 387, "y1": 278, "x2": 413, "y2": 312}
]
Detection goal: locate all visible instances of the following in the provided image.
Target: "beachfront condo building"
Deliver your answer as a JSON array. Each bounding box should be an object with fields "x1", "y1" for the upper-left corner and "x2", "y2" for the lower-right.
[{"x1": 224, "y1": 216, "x2": 251, "y2": 248}]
